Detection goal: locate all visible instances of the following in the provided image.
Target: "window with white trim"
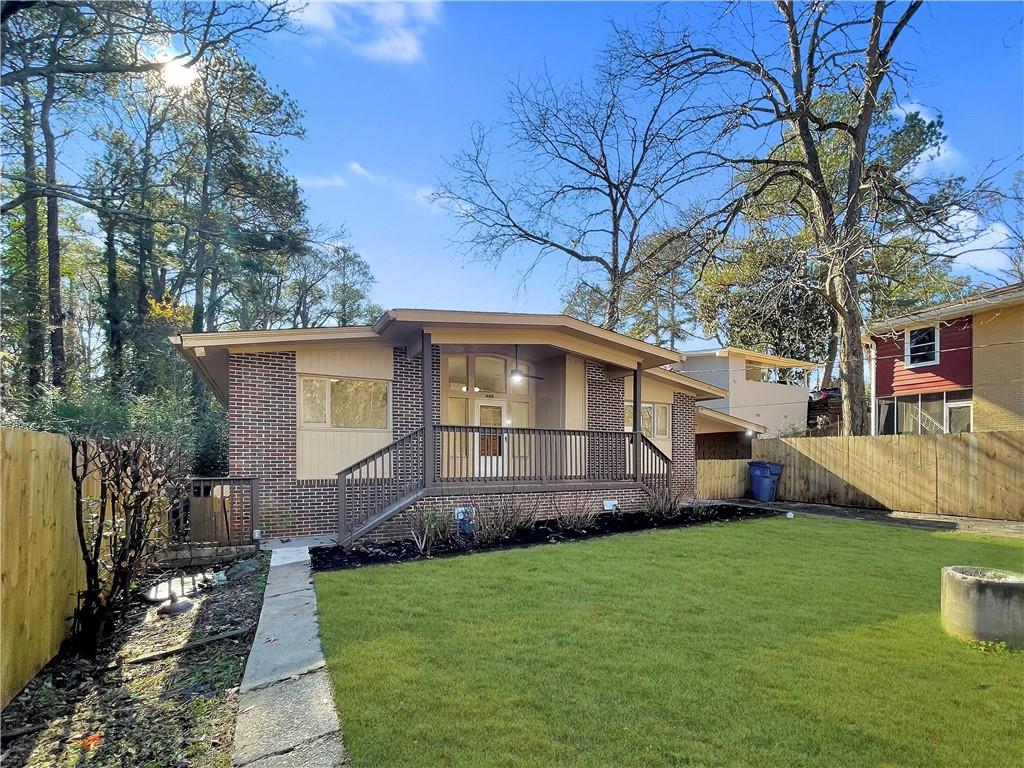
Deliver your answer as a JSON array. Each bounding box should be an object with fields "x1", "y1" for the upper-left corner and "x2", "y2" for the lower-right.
[
  {"x1": 300, "y1": 376, "x2": 390, "y2": 430},
  {"x1": 905, "y1": 325, "x2": 939, "y2": 367},
  {"x1": 875, "y1": 389, "x2": 972, "y2": 435}
]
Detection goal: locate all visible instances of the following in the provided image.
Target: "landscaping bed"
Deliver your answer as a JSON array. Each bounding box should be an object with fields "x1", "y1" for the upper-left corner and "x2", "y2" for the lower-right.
[
  {"x1": 0, "y1": 554, "x2": 269, "y2": 768},
  {"x1": 311, "y1": 502, "x2": 769, "y2": 571}
]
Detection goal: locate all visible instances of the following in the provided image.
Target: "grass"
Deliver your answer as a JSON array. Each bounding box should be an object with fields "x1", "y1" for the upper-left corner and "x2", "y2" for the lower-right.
[{"x1": 315, "y1": 516, "x2": 1024, "y2": 768}]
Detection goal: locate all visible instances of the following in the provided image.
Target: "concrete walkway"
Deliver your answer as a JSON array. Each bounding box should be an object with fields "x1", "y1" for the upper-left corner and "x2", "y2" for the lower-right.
[
  {"x1": 725, "y1": 498, "x2": 1024, "y2": 538},
  {"x1": 232, "y1": 546, "x2": 347, "y2": 767}
]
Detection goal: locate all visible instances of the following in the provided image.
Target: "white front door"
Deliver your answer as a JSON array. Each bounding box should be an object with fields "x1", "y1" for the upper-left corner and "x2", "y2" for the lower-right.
[{"x1": 474, "y1": 401, "x2": 507, "y2": 477}]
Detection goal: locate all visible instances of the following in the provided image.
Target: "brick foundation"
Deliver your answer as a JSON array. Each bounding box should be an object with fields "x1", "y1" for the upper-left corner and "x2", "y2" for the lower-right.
[{"x1": 371, "y1": 486, "x2": 652, "y2": 542}]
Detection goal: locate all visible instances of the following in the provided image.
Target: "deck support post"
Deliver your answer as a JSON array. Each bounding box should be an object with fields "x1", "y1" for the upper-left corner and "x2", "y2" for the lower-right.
[
  {"x1": 422, "y1": 331, "x2": 435, "y2": 488},
  {"x1": 633, "y1": 361, "x2": 642, "y2": 483}
]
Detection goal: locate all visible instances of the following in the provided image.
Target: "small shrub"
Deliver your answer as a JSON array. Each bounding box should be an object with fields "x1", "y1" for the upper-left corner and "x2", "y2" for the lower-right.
[
  {"x1": 409, "y1": 506, "x2": 453, "y2": 557},
  {"x1": 680, "y1": 493, "x2": 720, "y2": 523},
  {"x1": 644, "y1": 487, "x2": 683, "y2": 521},
  {"x1": 473, "y1": 495, "x2": 537, "y2": 546},
  {"x1": 556, "y1": 495, "x2": 600, "y2": 531}
]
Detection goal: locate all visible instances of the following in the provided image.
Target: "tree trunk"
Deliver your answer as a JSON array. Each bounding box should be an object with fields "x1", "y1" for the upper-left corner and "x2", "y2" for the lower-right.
[
  {"x1": 832, "y1": 260, "x2": 868, "y2": 435},
  {"x1": 104, "y1": 220, "x2": 123, "y2": 385},
  {"x1": 41, "y1": 73, "x2": 66, "y2": 389},
  {"x1": 603, "y1": 276, "x2": 624, "y2": 331},
  {"x1": 20, "y1": 79, "x2": 45, "y2": 394},
  {"x1": 821, "y1": 311, "x2": 838, "y2": 389}
]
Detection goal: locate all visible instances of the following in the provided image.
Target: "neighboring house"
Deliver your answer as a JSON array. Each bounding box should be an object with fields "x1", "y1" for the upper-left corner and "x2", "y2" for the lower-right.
[
  {"x1": 866, "y1": 282, "x2": 1024, "y2": 435},
  {"x1": 171, "y1": 310, "x2": 725, "y2": 543},
  {"x1": 675, "y1": 347, "x2": 817, "y2": 440}
]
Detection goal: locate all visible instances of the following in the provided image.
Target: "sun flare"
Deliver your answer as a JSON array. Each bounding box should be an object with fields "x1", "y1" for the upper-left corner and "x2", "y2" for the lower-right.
[{"x1": 161, "y1": 58, "x2": 197, "y2": 89}]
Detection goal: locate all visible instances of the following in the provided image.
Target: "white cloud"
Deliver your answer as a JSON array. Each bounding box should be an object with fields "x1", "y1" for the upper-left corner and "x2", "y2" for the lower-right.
[
  {"x1": 347, "y1": 160, "x2": 377, "y2": 181},
  {"x1": 937, "y1": 210, "x2": 1014, "y2": 276},
  {"x1": 298, "y1": 173, "x2": 349, "y2": 189},
  {"x1": 296, "y1": 1, "x2": 441, "y2": 63}
]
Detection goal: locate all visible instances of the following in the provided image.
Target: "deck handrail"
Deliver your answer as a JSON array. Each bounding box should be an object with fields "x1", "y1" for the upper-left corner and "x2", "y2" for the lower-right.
[
  {"x1": 337, "y1": 426, "x2": 425, "y2": 544},
  {"x1": 637, "y1": 434, "x2": 672, "y2": 493}
]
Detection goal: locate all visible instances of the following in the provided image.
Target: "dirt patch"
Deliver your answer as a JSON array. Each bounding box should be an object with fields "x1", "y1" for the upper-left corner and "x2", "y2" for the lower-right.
[
  {"x1": 1, "y1": 554, "x2": 269, "y2": 768},
  {"x1": 312, "y1": 503, "x2": 772, "y2": 571}
]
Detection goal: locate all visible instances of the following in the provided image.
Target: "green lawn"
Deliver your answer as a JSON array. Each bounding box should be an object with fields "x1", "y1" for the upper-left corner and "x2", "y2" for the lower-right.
[{"x1": 315, "y1": 516, "x2": 1024, "y2": 768}]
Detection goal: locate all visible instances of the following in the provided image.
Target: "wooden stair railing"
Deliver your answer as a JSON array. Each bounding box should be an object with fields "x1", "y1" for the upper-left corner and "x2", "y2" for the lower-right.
[
  {"x1": 636, "y1": 434, "x2": 672, "y2": 493},
  {"x1": 337, "y1": 426, "x2": 425, "y2": 546}
]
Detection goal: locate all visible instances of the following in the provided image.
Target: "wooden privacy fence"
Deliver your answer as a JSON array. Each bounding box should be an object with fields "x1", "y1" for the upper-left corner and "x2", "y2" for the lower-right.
[
  {"x1": 1, "y1": 428, "x2": 257, "y2": 708},
  {"x1": 1, "y1": 428, "x2": 85, "y2": 708},
  {"x1": 697, "y1": 430, "x2": 1024, "y2": 521}
]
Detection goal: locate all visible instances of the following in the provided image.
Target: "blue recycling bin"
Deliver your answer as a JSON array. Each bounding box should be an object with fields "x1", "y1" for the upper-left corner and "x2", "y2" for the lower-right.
[{"x1": 748, "y1": 461, "x2": 783, "y2": 502}]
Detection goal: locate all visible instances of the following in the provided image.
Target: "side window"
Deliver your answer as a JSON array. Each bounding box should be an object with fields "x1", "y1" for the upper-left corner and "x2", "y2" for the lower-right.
[{"x1": 905, "y1": 326, "x2": 939, "y2": 366}]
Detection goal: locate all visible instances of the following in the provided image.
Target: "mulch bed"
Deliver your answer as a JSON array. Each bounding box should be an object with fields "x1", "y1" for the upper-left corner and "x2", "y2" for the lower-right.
[
  {"x1": 312, "y1": 503, "x2": 772, "y2": 572},
  {"x1": 1, "y1": 554, "x2": 269, "y2": 768}
]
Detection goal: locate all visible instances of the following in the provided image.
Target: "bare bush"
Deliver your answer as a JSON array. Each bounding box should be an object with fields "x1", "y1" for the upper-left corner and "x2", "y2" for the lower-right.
[
  {"x1": 681, "y1": 492, "x2": 720, "y2": 524},
  {"x1": 408, "y1": 506, "x2": 453, "y2": 557},
  {"x1": 644, "y1": 487, "x2": 683, "y2": 521},
  {"x1": 69, "y1": 435, "x2": 188, "y2": 655},
  {"x1": 555, "y1": 495, "x2": 600, "y2": 532},
  {"x1": 473, "y1": 494, "x2": 538, "y2": 547}
]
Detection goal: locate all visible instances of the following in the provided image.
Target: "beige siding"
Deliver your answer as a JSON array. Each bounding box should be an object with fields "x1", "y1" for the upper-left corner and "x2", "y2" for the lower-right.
[
  {"x1": 295, "y1": 343, "x2": 393, "y2": 379},
  {"x1": 624, "y1": 373, "x2": 674, "y2": 458},
  {"x1": 564, "y1": 355, "x2": 586, "y2": 429},
  {"x1": 297, "y1": 429, "x2": 394, "y2": 478},
  {"x1": 296, "y1": 343, "x2": 395, "y2": 478},
  {"x1": 973, "y1": 304, "x2": 1024, "y2": 431},
  {"x1": 535, "y1": 356, "x2": 566, "y2": 428}
]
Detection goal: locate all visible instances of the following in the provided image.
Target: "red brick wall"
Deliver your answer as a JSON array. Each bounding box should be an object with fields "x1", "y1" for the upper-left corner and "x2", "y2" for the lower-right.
[
  {"x1": 586, "y1": 360, "x2": 624, "y2": 430},
  {"x1": 671, "y1": 392, "x2": 696, "y2": 499},
  {"x1": 873, "y1": 316, "x2": 973, "y2": 397}
]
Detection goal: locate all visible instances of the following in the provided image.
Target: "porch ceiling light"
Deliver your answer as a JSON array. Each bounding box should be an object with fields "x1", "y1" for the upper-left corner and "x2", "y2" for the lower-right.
[{"x1": 510, "y1": 344, "x2": 544, "y2": 382}]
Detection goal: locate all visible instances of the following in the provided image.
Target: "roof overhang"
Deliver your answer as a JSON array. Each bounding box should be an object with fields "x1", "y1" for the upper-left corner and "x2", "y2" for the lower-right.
[
  {"x1": 169, "y1": 309, "x2": 699, "y2": 405},
  {"x1": 696, "y1": 406, "x2": 765, "y2": 434},
  {"x1": 374, "y1": 309, "x2": 682, "y2": 370},
  {"x1": 866, "y1": 282, "x2": 1024, "y2": 336},
  {"x1": 644, "y1": 366, "x2": 728, "y2": 401},
  {"x1": 685, "y1": 346, "x2": 817, "y2": 371}
]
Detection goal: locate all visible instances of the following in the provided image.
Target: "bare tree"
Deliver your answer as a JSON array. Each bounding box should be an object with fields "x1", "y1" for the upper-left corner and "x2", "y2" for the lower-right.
[
  {"x1": 619, "y1": 1, "x2": 996, "y2": 434},
  {"x1": 435, "y1": 61, "x2": 703, "y2": 330}
]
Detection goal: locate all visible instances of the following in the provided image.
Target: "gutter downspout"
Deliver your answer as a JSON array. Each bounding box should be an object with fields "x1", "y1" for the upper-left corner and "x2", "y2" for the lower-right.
[{"x1": 867, "y1": 340, "x2": 878, "y2": 435}]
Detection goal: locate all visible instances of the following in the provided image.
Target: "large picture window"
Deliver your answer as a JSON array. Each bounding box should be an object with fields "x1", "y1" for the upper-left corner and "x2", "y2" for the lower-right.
[
  {"x1": 905, "y1": 325, "x2": 939, "y2": 367},
  {"x1": 301, "y1": 376, "x2": 389, "y2": 430}
]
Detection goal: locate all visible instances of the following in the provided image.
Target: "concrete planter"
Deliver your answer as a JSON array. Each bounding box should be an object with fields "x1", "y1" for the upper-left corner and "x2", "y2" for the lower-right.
[{"x1": 941, "y1": 566, "x2": 1024, "y2": 648}]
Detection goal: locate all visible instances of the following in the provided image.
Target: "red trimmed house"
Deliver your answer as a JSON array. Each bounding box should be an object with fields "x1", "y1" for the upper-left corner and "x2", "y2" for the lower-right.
[
  {"x1": 171, "y1": 310, "x2": 726, "y2": 544},
  {"x1": 866, "y1": 282, "x2": 1024, "y2": 435}
]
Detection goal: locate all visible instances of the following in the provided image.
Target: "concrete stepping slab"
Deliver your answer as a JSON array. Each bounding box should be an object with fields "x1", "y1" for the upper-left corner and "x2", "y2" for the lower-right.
[
  {"x1": 240, "y1": 587, "x2": 324, "y2": 691},
  {"x1": 263, "y1": 562, "x2": 313, "y2": 599},
  {"x1": 233, "y1": 670, "x2": 341, "y2": 766},
  {"x1": 241, "y1": 734, "x2": 347, "y2": 768}
]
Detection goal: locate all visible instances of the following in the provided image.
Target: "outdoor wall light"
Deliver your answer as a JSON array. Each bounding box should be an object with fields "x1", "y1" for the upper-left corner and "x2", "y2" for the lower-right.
[{"x1": 746, "y1": 429, "x2": 754, "y2": 436}]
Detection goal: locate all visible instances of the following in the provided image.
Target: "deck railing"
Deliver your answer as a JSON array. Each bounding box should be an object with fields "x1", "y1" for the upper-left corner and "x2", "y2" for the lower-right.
[
  {"x1": 337, "y1": 426, "x2": 425, "y2": 544},
  {"x1": 437, "y1": 425, "x2": 669, "y2": 486},
  {"x1": 337, "y1": 425, "x2": 673, "y2": 543}
]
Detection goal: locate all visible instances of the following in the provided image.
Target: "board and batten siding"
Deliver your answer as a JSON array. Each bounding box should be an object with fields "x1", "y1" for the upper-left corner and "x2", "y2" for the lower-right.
[
  {"x1": 295, "y1": 343, "x2": 395, "y2": 479},
  {"x1": 564, "y1": 355, "x2": 587, "y2": 430}
]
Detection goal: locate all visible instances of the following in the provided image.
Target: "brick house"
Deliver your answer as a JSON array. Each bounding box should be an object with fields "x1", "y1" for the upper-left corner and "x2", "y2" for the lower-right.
[
  {"x1": 171, "y1": 309, "x2": 726, "y2": 543},
  {"x1": 866, "y1": 282, "x2": 1024, "y2": 435}
]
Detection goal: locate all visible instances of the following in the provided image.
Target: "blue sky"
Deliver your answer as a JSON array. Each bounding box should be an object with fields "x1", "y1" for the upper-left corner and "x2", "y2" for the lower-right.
[{"x1": 250, "y1": 1, "x2": 1024, "y2": 322}]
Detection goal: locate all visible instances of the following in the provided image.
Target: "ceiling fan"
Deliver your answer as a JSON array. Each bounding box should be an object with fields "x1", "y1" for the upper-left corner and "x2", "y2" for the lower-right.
[{"x1": 510, "y1": 345, "x2": 544, "y2": 383}]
